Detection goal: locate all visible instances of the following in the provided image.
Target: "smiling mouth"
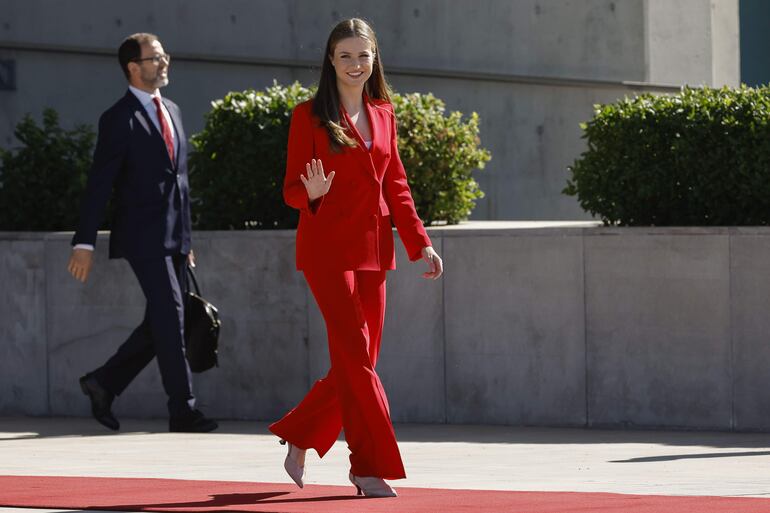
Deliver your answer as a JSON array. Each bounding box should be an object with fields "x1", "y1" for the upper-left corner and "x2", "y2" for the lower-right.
[{"x1": 347, "y1": 72, "x2": 364, "y2": 78}]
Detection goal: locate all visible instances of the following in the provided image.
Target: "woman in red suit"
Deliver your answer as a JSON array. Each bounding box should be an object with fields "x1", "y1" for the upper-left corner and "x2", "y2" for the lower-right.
[{"x1": 269, "y1": 18, "x2": 444, "y2": 498}]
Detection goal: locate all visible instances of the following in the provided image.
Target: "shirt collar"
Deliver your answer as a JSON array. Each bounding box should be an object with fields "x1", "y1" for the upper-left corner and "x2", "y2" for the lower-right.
[{"x1": 128, "y1": 85, "x2": 162, "y2": 107}]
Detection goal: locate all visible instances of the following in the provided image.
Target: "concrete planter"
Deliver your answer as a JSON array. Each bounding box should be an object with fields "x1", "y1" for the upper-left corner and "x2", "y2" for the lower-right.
[{"x1": 3, "y1": 222, "x2": 770, "y2": 431}]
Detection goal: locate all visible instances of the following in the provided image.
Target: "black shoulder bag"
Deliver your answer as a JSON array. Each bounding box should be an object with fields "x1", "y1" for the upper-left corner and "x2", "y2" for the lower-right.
[{"x1": 184, "y1": 265, "x2": 221, "y2": 373}]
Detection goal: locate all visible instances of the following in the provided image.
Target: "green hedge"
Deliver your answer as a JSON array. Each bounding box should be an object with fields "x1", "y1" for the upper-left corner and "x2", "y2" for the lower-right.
[
  {"x1": 189, "y1": 82, "x2": 311, "y2": 229},
  {"x1": 190, "y1": 82, "x2": 490, "y2": 228},
  {"x1": 564, "y1": 86, "x2": 770, "y2": 226},
  {"x1": 0, "y1": 109, "x2": 95, "y2": 230},
  {"x1": 392, "y1": 92, "x2": 489, "y2": 225},
  {"x1": 0, "y1": 85, "x2": 490, "y2": 231}
]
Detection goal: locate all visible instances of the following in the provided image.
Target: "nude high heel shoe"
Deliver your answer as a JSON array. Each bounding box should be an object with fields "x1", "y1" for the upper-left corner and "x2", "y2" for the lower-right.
[
  {"x1": 349, "y1": 472, "x2": 397, "y2": 497},
  {"x1": 279, "y1": 439, "x2": 306, "y2": 488}
]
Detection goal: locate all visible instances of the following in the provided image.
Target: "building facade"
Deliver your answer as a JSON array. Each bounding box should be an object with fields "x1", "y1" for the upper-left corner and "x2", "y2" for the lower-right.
[{"x1": 0, "y1": 0, "x2": 740, "y2": 220}]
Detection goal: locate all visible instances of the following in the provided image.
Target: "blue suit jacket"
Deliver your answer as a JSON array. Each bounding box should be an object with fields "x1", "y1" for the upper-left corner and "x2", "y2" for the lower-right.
[{"x1": 72, "y1": 90, "x2": 192, "y2": 260}]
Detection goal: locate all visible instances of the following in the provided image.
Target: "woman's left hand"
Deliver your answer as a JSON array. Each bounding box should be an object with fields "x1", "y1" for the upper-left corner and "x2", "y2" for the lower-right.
[{"x1": 420, "y1": 246, "x2": 444, "y2": 280}]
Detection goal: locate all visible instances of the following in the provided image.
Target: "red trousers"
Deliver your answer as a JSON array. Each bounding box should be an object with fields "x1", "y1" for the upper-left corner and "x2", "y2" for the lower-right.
[{"x1": 269, "y1": 268, "x2": 406, "y2": 480}]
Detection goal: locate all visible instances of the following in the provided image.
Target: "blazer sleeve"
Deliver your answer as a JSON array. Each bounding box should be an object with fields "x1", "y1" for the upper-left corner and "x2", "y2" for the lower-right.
[
  {"x1": 382, "y1": 107, "x2": 432, "y2": 261},
  {"x1": 71, "y1": 108, "x2": 129, "y2": 246},
  {"x1": 283, "y1": 104, "x2": 322, "y2": 215}
]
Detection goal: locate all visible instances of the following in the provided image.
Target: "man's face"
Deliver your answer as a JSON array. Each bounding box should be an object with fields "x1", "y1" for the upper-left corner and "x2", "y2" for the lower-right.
[{"x1": 134, "y1": 39, "x2": 170, "y2": 90}]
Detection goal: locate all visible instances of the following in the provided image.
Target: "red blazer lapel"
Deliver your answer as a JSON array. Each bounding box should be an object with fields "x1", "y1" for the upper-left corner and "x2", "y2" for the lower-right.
[
  {"x1": 366, "y1": 100, "x2": 392, "y2": 181},
  {"x1": 341, "y1": 99, "x2": 381, "y2": 182}
]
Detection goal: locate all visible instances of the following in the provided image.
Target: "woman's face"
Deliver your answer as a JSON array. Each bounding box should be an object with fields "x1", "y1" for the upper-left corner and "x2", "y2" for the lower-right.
[{"x1": 330, "y1": 36, "x2": 374, "y2": 90}]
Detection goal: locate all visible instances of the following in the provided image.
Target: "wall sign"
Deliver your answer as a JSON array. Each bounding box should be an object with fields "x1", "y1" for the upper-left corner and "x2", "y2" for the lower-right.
[{"x1": 0, "y1": 60, "x2": 16, "y2": 91}]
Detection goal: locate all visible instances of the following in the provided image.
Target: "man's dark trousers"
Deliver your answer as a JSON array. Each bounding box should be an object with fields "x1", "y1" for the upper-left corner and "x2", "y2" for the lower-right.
[{"x1": 92, "y1": 253, "x2": 194, "y2": 417}]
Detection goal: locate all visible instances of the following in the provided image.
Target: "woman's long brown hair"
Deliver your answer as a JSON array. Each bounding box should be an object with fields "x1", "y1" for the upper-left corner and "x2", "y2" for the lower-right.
[{"x1": 312, "y1": 18, "x2": 392, "y2": 151}]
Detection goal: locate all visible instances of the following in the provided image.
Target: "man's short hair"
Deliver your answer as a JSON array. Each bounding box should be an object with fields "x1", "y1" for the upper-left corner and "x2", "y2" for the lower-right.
[{"x1": 118, "y1": 33, "x2": 159, "y2": 80}]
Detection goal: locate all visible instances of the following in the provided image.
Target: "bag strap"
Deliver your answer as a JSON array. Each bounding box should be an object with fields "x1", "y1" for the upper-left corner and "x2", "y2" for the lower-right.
[{"x1": 187, "y1": 264, "x2": 202, "y2": 296}]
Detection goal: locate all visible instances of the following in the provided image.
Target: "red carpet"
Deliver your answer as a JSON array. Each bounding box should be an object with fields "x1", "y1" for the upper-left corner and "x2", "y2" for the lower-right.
[{"x1": 1, "y1": 475, "x2": 770, "y2": 513}]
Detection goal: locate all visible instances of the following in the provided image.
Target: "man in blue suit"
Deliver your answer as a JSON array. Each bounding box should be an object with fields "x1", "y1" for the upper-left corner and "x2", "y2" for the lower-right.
[{"x1": 68, "y1": 33, "x2": 217, "y2": 433}]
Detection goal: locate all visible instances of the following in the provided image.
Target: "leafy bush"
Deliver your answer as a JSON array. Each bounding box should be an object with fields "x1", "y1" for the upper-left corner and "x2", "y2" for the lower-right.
[
  {"x1": 392, "y1": 92, "x2": 490, "y2": 225},
  {"x1": 0, "y1": 109, "x2": 95, "y2": 230},
  {"x1": 564, "y1": 85, "x2": 770, "y2": 226},
  {"x1": 190, "y1": 82, "x2": 313, "y2": 229},
  {"x1": 190, "y1": 82, "x2": 490, "y2": 228}
]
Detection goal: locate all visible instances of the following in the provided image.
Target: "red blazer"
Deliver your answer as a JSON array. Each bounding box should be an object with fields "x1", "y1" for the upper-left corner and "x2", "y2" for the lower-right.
[{"x1": 283, "y1": 97, "x2": 431, "y2": 271}]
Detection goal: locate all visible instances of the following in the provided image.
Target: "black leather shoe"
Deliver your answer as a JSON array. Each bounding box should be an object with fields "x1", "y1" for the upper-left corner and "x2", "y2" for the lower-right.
[
  {"x1": 79, "y1": 374, "x2": 119, "y2": 431},
  {"x1": 169, "y1": 410, "x2": 218, "y2": 433}
]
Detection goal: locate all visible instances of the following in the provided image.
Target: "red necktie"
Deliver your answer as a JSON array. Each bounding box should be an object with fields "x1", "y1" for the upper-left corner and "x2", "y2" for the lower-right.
[{"x1": 152, "y1": 96, "x2": 175, "y2": 165}]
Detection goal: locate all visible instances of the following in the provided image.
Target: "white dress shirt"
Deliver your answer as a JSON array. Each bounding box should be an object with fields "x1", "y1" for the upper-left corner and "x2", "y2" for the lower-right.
[
  {"x1": 127, "y1": 85, "x2": 178, "y2": 150},
  {"x1": 74, "y1": 86, "x2": 178, "y2": 252}
]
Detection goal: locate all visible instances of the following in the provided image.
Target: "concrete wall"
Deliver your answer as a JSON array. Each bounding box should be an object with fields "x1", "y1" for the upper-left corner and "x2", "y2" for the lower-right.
[
  {"x1": 0, "y1": 1, "x2": 738, "y2": 221},
  {"x1": 644, "y1": 0, "x2": 740, "y2": 87},
  {"x1": 710, "y1": 0, "x2": 741, "y2": 87},
  {"x1": 5, "y1": 223, "x2": 770, "y2": 431}
]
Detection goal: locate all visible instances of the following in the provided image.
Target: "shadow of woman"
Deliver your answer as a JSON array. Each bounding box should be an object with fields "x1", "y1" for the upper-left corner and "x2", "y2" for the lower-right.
[{"x1": 107, "y1": 490, "x2": 366, "y2": 511}]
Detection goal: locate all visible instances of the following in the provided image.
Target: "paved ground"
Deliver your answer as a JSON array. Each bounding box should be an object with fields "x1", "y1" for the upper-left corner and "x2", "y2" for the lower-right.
[{"x1": 2, "y1": 416, "x2": 770, "y2": 512}]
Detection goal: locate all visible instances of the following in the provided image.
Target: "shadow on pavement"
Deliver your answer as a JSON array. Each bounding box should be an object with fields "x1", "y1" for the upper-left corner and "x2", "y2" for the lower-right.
[
  {"x1": 3, "y1": 417, "x2": 770, "y2": 451},
  {"x1": 610, "y1": 450, "x2": 770, "y2": 463}
]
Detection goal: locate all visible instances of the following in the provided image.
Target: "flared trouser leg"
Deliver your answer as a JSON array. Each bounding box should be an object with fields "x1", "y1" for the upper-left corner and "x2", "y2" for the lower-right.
[{"x1": 269, "y1": 268, "x2": 405, "y2": 480}]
